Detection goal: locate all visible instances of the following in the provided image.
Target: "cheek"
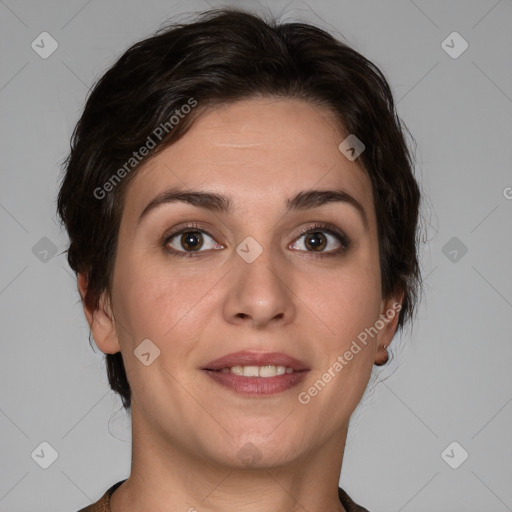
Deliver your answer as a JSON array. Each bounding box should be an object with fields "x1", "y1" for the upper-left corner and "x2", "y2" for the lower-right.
[
  {"x1": 111, "y1": 249, "x2": 217, "y2": 348},
  {"x1": 110, "y1": 265, "x2": 210, "y2": 399},
  {"x1": 306, "y1": 258, "x2": 382, "y2": 340},
  {"x1": 300, "y1": 271, "x2": 380, "y2": 410}
]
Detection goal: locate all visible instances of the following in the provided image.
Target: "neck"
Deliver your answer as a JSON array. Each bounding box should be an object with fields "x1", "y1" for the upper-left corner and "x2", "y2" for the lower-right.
[{"x1": 110, "y1": 406, "x2": 349, "y2": 512}]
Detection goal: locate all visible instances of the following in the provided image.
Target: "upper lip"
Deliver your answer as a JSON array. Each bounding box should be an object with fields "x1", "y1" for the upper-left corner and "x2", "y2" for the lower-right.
[{"x1": 203, "y1": 351, "x2": 310, "y2": 371}]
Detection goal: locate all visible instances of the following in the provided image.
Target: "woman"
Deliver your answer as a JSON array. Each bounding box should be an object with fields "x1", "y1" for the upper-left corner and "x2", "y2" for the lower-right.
[{"x1": 58, "y1": 8, "x2": 421, "y2": 512}]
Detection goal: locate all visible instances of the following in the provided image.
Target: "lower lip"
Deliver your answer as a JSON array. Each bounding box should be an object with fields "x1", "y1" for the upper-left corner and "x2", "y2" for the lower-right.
[{"x1": 203, "y1": 369, "x2": 309, "y2": 396}]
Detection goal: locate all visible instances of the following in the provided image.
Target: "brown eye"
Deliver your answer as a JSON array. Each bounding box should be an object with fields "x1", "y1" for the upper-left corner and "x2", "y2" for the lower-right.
[
  {"x1": 304, "y1": 232, "x2": 327, "y2": 252},
  {"x1": 291, "y1": 226, "x2": 348, "y2": 255},
  {"x1": 179, "y1": 231, "x2": 204, "y2": 251},
  {"x1": 164, "y1": 225, "x2": 223, "y2": 257}
]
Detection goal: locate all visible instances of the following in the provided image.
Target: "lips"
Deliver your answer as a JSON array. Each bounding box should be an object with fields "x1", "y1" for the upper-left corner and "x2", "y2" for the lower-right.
[{"x1": 203, "y1": 351, "x2": 310, "y2": 372}]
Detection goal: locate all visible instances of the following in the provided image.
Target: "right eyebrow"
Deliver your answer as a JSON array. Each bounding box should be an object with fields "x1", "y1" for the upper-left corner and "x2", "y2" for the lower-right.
[{"x1": 138, "y1": 188, "x2": 234, "y2": 224}]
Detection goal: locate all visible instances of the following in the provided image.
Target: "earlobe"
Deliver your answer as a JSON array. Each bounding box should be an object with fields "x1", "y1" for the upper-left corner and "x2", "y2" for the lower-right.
[
  {"x1": 374, "y1": 344, "x2": 390, "y2": 366},
  {"x1": 77, "y1": 271, "x2": 121, "y2": 355},
  {"x1": 374, "y1": 294, "x2": 403, "y2": 366}
]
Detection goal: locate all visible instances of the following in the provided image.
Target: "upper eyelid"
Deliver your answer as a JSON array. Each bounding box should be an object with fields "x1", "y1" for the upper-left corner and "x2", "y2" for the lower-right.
[
  {"x1": 164, "y1": 223, "x2": 343, "y2": 240},
  {"x1": 164, "y1": 225, "x2": 216, "y2": 242}
]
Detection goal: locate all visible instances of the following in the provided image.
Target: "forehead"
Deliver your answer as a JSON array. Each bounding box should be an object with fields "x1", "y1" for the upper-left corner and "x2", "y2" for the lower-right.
[{"x1": 122, "y1": 97, "x2": 374, "y2": 221}]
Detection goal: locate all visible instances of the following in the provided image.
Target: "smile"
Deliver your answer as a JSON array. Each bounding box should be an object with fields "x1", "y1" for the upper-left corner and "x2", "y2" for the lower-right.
[{"x1": 219, "y1": 365, "x2": 295, "y2": 377}]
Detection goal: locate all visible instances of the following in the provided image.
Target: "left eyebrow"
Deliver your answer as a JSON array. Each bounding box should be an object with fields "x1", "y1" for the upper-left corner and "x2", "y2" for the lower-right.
[
  {"x1": 285, "y1": 189, "x2": 368, "y2": 230},
  {"x1": 138, "y1": 187, "x2": 368, "y2": 230}
]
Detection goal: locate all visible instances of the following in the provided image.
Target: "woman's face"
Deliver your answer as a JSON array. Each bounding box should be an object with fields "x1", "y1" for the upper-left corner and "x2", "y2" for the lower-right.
[{"x1": 87, "y1": 97, "x2": 400, "y2": 469}]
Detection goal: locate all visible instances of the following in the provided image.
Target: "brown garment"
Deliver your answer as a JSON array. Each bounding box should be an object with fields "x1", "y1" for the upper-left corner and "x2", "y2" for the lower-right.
[{"x1": 77, "y1": 479, "x2": 370, "y2": 512}]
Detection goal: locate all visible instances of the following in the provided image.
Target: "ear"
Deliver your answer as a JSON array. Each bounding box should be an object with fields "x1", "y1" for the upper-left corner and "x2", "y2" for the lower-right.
[
  {"x1": 373, "y1": 292, "x2": 404, "y2": 366},
  {"x1": 77, "y1": 272, "x2": 121, "y2": 354}
]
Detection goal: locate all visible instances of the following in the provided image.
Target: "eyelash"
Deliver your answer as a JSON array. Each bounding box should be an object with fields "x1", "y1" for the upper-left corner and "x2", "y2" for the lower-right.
[{"x1": 162, "y1": 222, "x2": 351, "y2": 259}]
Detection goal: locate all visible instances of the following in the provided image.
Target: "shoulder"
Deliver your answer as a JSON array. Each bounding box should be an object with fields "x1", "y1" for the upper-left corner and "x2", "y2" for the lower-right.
[
  {"x1": 76, "y1": 480, "x2": 126, "y2": 512},
  {"x1": 338, "y1": 487, "x2": 371, "y2": 512}
]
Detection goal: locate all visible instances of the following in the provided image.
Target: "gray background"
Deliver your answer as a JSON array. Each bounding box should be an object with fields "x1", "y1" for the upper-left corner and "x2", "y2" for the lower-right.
[{"x1": 1, "y1": 0, "x2": 511, "y2": 511}]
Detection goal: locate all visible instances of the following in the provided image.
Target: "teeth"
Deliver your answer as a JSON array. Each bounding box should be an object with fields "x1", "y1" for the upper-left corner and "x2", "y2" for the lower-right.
[
  {"x1": 231, "y1": 366, "x2": 243, "y2": 376},
  {"x1": 259, "y1": 365, "x2": 277, "y2": 377},
  {"x1": 220, "y1": 365, "x2": 294, "y2": 377},
  {"x1": 243, "y1": 365, "x2": 259, "y2": 377}
]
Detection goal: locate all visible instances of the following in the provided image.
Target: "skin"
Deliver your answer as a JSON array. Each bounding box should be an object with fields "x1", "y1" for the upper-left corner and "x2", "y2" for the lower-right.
[{"x1": 78, "y1": 97, "x2": 402, "y2": 512}]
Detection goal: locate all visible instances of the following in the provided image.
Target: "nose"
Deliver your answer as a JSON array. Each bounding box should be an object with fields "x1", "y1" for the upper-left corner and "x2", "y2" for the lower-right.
[{"x1": 222, "y1": 247, "x2": 296, "y2": 329}]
